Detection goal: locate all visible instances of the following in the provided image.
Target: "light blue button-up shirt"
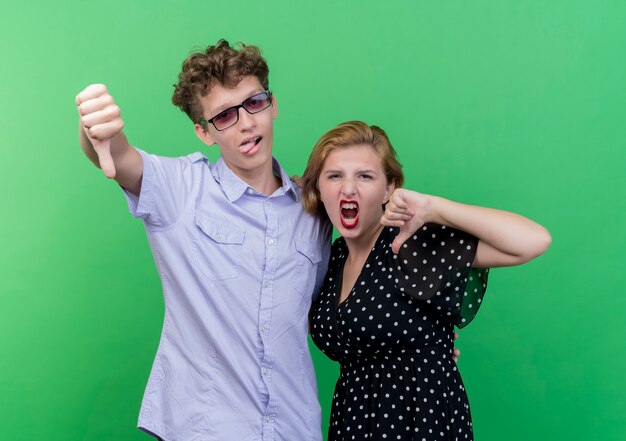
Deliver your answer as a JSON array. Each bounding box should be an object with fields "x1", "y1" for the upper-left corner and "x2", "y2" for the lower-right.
[{"x1": 124, "y1": 150, "x2": 331, "y2": 441}]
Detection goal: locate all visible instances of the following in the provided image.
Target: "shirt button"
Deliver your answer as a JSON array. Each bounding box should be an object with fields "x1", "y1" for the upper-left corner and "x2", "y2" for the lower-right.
[
  {"x1": 265, "y1": 416, "x2": 273, "y2": 423},
  {"x1": 264, "y1": 281, "x2": 270, "y2": 288},
  {"x1": 265, "y1": 201, "x2": 271, "y2": 206},
  {"x1": 267, "y1": 239, "x2": 274, "y2": 246},
  {"x1": 247, "y1": 188, "x2": 254, "y2": 194},
  {"x1": 260, "y1": 325, "x2": 267, "y2": 333},
  {"x1": 262, "y1": 368, "x2": 269, "y2": 376}
]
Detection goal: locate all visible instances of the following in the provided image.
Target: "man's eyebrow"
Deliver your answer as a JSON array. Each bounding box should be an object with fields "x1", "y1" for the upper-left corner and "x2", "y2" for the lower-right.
[{"x1": 211, "y1": 89, "x2": 265, "y2": 114}]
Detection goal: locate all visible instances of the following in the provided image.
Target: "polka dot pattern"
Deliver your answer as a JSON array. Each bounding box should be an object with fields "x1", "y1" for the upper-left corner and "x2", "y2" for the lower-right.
[{"x1": 311, "y1": 225, "x2": 489, "y2": 440}]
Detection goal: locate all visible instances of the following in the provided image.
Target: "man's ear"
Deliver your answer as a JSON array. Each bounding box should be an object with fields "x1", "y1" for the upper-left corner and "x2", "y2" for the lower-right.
[
  {"x1": 271, "y1": 95, "x2": 278, "y2": 120},
  {"x1": 195, "y1": 123, "x2": 216, "y2": 146}
]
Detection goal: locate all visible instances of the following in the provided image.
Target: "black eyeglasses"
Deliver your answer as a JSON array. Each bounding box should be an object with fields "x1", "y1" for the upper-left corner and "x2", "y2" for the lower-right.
[{"x1": 199, "y1": 90, "x2": 273, "y2": 131}]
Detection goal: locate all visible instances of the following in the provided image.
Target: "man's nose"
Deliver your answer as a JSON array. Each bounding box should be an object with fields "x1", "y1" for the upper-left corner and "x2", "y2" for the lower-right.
[{"x1": 237, "y1": 107, "x2": 256, "y2": 130}]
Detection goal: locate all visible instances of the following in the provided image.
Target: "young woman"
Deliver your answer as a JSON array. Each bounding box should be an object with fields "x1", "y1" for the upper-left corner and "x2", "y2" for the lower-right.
[{"x1": 301, "y1": 121, "x2": 551, "y2": 441}]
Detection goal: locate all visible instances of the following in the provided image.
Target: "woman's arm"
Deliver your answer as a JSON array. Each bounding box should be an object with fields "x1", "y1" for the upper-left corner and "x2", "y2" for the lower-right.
[{"x1": 381, "y1": 188, "x2": 551, "y2": 268}]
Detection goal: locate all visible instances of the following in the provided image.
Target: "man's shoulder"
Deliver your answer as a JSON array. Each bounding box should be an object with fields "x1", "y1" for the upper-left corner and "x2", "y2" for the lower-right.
[
  {"x1": 158, "y1": 150, "x2": 209, "y2": 167},
  {"x1": 184, "y1": 151, "x2": 208, "y2": 163},
  {"x1": 137, "y1": 149, "x2": 219, "y2": 201},
  {"x1": 139, "y1": 149, "x2": 214, "y2": 178},
  {"x1": 137, "y1": 148, "x2": 208, "y2": 163}
]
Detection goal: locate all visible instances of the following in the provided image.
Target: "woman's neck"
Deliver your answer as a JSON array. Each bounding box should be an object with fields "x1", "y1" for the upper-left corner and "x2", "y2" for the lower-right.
[{"x1": 344, "y1": 223, "x2": 385, "y2": 265}]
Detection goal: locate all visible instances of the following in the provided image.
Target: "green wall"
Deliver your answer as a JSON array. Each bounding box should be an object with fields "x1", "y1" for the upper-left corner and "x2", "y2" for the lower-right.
[{"x1": 1, "y1": 1, "x2": 625, "y2": 439}]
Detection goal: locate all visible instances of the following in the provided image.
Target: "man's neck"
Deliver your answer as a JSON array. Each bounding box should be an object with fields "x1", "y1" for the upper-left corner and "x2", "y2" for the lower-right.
[{"x1": 233, "y1": 163, "x2": 282, "y2": 197}]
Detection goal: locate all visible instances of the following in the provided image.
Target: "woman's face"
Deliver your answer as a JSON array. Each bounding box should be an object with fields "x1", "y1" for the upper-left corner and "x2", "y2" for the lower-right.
[{"x1": 318, "y1": 144, "x2": 395, "y2": 241}]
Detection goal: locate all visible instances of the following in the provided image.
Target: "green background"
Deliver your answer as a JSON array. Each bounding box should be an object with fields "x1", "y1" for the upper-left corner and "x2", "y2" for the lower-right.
[{"x1": 1, "y1": 1, "x2": 625, "y2": 440}]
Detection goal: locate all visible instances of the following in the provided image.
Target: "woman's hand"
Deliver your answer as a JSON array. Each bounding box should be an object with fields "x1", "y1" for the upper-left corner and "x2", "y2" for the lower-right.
[{"x1": 381, "y1": 188, "x2": 433, "y2": 254}]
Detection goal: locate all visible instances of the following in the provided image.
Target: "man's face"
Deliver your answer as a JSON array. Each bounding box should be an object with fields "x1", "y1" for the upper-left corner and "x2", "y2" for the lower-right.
[{"x1": 194, "y1": 76, "x2": 278, "y2": 183}]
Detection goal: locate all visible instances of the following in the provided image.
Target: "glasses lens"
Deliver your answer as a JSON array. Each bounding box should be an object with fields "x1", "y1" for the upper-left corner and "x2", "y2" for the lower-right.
[
  {"x1": 243, "y1": 92, "x2": 271, "y2": 113},
  {"x1": 212, "y1": 107, "x2": 239, "y2": 130}
]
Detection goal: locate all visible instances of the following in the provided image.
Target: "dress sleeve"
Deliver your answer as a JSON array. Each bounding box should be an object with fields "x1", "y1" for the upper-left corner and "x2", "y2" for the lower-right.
[{"x1": 393, "y1": 223, "x2": 489, "y2": 328}]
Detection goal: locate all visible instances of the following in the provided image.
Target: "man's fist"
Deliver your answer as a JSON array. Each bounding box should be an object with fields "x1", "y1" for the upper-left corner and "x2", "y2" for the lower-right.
[{"x1": 76, "y1": 84, "x2": 124, "y2": 179}]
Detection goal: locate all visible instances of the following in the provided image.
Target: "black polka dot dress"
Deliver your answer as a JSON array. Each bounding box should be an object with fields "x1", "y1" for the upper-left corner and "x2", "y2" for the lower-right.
[{"x1": 311, "y1": 224, "x2": 489, "y2": 441}]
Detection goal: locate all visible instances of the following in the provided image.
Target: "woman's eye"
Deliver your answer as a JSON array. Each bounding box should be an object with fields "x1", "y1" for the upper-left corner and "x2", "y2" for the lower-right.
[{"x1": 360, "y1": 174, "x2": 373, "y2": 180}]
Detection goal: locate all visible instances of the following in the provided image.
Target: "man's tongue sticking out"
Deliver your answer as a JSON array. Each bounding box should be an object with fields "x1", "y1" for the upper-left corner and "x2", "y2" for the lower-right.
[{"x1": 240, "y1": 136, "x2": 261, "y2": 154}]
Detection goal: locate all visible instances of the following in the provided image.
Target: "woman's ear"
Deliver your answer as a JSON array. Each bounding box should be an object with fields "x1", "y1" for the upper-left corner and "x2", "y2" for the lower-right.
[{"x1": 384, "y1": 179, "x2": 396, "y2": 204}]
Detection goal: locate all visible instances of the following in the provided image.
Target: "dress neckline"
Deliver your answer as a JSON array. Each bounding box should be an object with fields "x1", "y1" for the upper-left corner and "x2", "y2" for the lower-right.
[{"x1": 335, "y1": 227, "x2": 392, "y2": 309}]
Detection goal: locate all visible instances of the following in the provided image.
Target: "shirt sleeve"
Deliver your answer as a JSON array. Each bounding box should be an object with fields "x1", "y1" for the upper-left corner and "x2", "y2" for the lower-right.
[
  {"x1": 394, "y1": 223, "x2": 489, "y2": 328},
  {"x1": 122, "y1": 149, "x2": 197, "y2": 229}
]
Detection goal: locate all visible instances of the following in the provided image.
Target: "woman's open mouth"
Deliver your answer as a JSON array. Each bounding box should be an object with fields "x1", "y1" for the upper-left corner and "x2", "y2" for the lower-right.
[{"x1": 340, "y1": 200, "x2": 359, "y2": 228}]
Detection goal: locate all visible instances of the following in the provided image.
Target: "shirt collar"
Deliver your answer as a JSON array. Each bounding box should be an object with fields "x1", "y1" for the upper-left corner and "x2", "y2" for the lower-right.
[{"x1": 212, "y1": 156, "x2": 300, "y2": 203}]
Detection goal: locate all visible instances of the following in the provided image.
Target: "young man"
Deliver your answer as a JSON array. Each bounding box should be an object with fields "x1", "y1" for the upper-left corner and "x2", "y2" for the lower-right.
[{"x1": 76, "y1": 40, "x2": 331, "y2": 441}]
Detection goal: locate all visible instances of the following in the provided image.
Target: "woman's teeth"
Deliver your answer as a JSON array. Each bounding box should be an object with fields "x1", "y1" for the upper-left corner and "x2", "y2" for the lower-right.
[{"x1": 341, "y1": 202, "x2": 358, "y2": 220}]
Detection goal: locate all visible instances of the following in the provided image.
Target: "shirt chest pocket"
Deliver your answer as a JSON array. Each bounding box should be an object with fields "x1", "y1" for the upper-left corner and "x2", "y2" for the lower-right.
[
  {"x1": 192, "y1": 215, "x2": 245, "y2": 280},
  {"x1": 291, "y1": 240, "x2": 322, "y2": 297}
]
